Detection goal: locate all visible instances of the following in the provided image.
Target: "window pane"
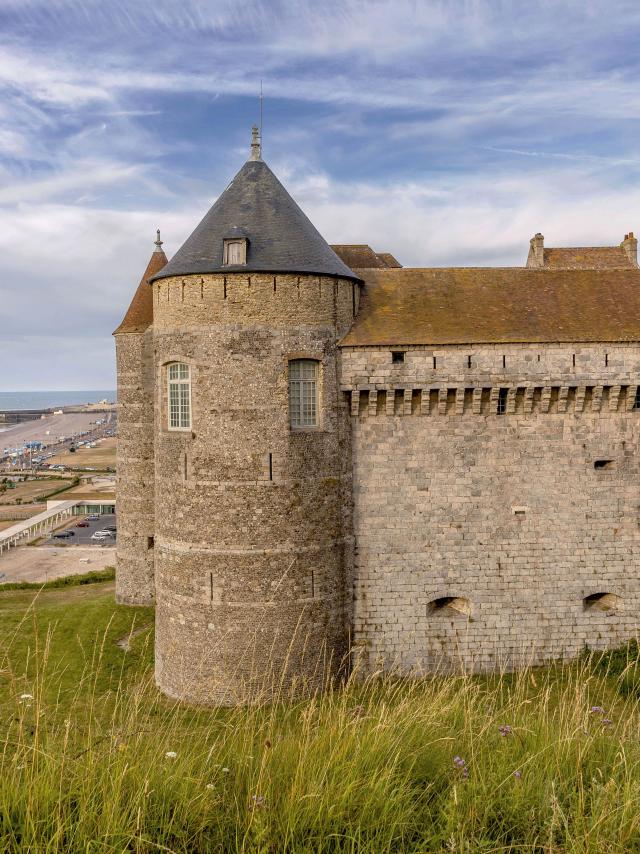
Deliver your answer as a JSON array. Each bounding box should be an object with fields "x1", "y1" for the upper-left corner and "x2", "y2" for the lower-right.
[
  {"x1": 168, "y1": 362, "x2": 191, "y2": 429},
  {"x1": 289, "y1": 360, "x2": 318, "y2": 427}
]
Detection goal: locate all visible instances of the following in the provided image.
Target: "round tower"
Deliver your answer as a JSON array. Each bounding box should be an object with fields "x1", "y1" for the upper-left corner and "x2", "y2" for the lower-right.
[
  {"x1": 113, "y1": 233, "x2": 167, "y2": 604},
  {"x1": 149, "y1": 129, "x2": 361, "y2": 704}
]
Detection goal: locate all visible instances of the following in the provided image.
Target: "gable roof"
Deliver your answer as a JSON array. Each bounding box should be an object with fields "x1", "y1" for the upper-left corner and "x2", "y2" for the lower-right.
[
  {"x1": 341, "y1": 267, "x2": 640, "y2": 346},
  {"x1": 330, "y1": 244, "x2": 402, "y2": 270},
  {"x1": 542, "y1": 247, "x2": 635, "y2": 270},
  {"x1": 150, "y1": 159, "x2": 360, "y2": 282},
  {"x1": 113, "y1": 246, "x2": 168, "y2": 335}
]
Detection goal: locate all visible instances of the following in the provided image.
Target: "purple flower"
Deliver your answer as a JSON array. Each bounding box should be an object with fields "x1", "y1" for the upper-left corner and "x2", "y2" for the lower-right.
[
  {"x1": 498, "y1": 725, "x2": 513, "y2": 738},
  {"x1": 513, "y1": 770, "x2": 522, "y2": 779},
  {"x1": 602, "y1": 718, "x2": 613, "y2": 727},
  {"x1": 590, "y1": 706, "x2": 605, "y2": 715},
  {"x1": 453, "y1": 756, "x2": 466, "y2": 768}
]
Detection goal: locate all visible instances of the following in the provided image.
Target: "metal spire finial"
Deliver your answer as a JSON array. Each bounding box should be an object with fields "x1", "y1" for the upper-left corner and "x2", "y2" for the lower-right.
[
  {"x1": 250, "y1": 125, "x2": 261, "y2": 161},
  {"x1": 154, "y1": 228, "x2": 163, "y2": 252}
]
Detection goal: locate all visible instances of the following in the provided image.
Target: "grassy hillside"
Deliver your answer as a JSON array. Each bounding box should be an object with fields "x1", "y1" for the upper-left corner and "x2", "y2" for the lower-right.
[{"x1": 1, "y1": 582, "x2": 640, "y2": 852}]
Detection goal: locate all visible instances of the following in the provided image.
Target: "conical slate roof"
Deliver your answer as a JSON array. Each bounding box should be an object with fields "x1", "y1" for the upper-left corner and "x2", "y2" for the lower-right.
[
  {"x1": 113, "y1": 239, "x2": 168, "y2": 334},
  {"x1": 149, "y1": 159, "x2": 360, "y2": 282}
]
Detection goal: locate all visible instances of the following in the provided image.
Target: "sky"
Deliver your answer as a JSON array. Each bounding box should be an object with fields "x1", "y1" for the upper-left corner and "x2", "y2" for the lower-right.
[{"x1": 2, "y1": 0, "x2": 640, "y2": 390}]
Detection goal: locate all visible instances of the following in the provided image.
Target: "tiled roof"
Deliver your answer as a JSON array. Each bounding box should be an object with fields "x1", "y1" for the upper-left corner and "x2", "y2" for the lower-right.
[
  {"x1": 113, "y1": 247, "x2": 167, "y2": 335},
  {"x1": 543, "y1": 247, "x2": 635, "y2": 269},
  {"x1": 150, "y1": 160, "x2": 360, "y2": 282},
  {"x1": 376, "y1": 252, "x2": 402, "y2": 268},
  {"x1": 341, "y1": 267, "x2": 640, "y2": 346},
  {"x1": 330, "y1": 244, "x2": 402, "y2": 269}
]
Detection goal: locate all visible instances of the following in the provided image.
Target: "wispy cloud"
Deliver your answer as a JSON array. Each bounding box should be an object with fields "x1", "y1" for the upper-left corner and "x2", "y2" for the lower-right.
[{"x1": 2, "y1": 0, "x2": 640, "y2": 387}]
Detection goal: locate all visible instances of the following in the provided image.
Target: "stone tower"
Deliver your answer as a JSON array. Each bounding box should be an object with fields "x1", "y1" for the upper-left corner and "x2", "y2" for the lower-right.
[
  {"x1": 113, "y1": 232, "x2": 168, "y2": 605},
  {"x1": 147, "y1": 129, "x2": 361, "y2": 704}
]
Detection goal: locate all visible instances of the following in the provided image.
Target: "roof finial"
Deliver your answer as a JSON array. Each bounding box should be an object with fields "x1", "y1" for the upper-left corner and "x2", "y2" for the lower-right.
[
  {"x1": 250, "y1": 125, "x2": 261, "y2": 161},
  {"x1": 154, "y1": 228, "x2": 163, "y2": 253}
]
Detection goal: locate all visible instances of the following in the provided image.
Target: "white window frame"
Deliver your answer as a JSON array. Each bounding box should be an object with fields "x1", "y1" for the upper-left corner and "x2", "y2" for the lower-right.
[
  {"x1": 289, "y1": 359, "x2": 319, "y2": 429},
  {"x1": 167, "y1": 362, "x2": 192, "y2": 431},
  {"x1": 223, "y1": 238, "x2": 247, "y2": 265}
]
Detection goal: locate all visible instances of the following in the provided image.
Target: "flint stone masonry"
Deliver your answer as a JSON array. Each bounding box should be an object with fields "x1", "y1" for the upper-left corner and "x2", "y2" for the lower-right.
[
  {"x1": 342, "y1": 343, "x2": 640, "y2": 673},
  {"x1": 152, "y1": 272, "x2": 356, "y2": 704}
]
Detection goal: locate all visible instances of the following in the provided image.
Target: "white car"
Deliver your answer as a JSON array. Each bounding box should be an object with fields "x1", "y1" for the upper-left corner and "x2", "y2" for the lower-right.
[{"x1": 91, "y1": 531, "x2": 111, "y2": 541}]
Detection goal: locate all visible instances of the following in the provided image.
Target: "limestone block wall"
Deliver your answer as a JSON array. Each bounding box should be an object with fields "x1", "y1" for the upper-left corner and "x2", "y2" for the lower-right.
[
  {"x1": 152, "y1": 273, "x2": 356, "y2": 704},
  {"x1": 341, "y1": 343, "x2": 640, "y2": 673},
  {"x1": 115, "y1": 329, "x2": 156, "y2": 604}
]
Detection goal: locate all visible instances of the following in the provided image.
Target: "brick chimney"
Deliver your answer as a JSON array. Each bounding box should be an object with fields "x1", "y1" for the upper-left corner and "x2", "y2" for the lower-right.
[
  {"x1": 527, "y1": 233, "x2": 545, "y2": 268},
  {"x1": 621, "y1": 232, "x2": 638, "y2": 267}
]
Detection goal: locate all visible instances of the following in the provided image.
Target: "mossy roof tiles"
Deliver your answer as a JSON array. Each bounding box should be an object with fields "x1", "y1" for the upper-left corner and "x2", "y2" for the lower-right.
[
  {"x1": 543, "y1": 247, "x2": 634, "y2": 269},
  {"x1": 341, "y1": 266, "x2": 640, "y2": 346}
]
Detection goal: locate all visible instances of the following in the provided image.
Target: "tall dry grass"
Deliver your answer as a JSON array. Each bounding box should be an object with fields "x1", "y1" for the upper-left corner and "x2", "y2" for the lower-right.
[{"x1": 2, "y1": 594, "x2": 640, "y2": 851}]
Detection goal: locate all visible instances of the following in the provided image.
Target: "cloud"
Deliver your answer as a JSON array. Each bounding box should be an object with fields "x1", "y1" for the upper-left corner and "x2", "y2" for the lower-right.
[{"x1": 2, "y1": 0, "x2": 640, "y2": 388}]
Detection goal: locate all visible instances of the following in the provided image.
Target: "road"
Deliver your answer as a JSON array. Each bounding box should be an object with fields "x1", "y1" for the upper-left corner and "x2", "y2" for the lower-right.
[{"x1": 0, "y1": 545, "x2": 116, "y2": 584}]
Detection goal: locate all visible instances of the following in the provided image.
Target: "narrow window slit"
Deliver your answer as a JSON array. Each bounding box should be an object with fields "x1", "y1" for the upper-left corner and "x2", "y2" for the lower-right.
[
  {"x1": 268, "y1": 452, "x2": 273, "y2": 481},
  {"x1": 502, "y1": 354, "x2": 506, "y2": 369},
  {"x1": 311, "y1": 570, "x2": 315, "y2": 598},
  {"x1": 147, "y1": 536, "x2": 154, "y2": 550},
  {"x1": 209, "y1": 572, "x2": 214, "y2": 603},
  {"x1": 433, "y1": 356, "x2": 437, "y2": 369},
  {"x1": 223, "y1": 277, "x2": 227, "y2": 299},
  {"x1": 467, "y1": 355, "x2": 472, "y2": 369},
  {"x1": 572, "y1": 354, "x2": 576, "y2": 367}
]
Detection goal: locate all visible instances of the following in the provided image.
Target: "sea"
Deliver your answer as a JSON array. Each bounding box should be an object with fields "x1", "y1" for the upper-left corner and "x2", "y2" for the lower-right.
[{"x1": 0, "y1": 390, "x2": 117, "y2": 411}]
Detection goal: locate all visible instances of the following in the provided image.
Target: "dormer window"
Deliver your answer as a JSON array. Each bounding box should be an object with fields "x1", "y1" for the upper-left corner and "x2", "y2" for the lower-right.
[{"x1": 223, "y1": 228, "x2": 248, "y2": 266}]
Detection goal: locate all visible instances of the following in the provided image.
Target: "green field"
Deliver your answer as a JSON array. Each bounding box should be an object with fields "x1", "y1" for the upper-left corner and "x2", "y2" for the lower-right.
[{"x1": 2, "y1": 581, "x2": 640, "y2": 852}]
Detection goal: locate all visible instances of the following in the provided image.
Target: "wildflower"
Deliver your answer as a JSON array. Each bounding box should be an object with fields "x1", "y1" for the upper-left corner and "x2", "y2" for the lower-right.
[
  {"x1": 453, "y1": 756, "x2": 469, "y2": 779},
  {"x1": 513, "y1": 770, "x2": 522, "y2": 779},
  {"x1": 590, "y1": 706, "x2": 605, "y2": 715},
  {"x1": 222, "y1": 767, "x2": 230, "y2": 773},
  {"x1": 206, "y1": 783, "x2": 214, "y2": 790},
  {"x1": 351, "y1": 705, "x2": 366, "y2": 718},
  {"x1": 250, "y1": 794, "x2": 266, "y2": 809},
  {"x1": 18, "y1": 693, "x2": 33, "y2": 703},
  {"x1": 498, "y1": 725, "x2": 513, "y2": 737},
  {"x1": 165, "y1": 751, "x2": 177, "y2": 759},
  {"x1": 602, "y1": 718, "x2": 613, "y2": 727}
]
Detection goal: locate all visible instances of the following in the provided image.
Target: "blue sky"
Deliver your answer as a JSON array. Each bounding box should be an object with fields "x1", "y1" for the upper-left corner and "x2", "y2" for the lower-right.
[{"x1": 2, "y1": 0, "x2": 640, "y2": 389}]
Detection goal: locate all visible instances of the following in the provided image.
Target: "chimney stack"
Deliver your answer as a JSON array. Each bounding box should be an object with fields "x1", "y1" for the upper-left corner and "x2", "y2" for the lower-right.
[
  {"x1": 621, "y1": 232, "x2": 638, "y2": 267},
  {"x1": 527, "y1": 232, "x2": 545, "y2": 268}
]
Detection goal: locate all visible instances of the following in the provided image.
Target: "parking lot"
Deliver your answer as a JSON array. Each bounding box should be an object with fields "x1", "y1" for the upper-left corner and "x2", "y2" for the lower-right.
[{"x1": 48, "y1": 513, "x2": 117, "y2": 546}]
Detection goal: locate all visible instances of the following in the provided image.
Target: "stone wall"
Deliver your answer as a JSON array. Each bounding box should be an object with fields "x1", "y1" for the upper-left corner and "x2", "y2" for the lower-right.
[
  {"x1": 341, "y1": 343, "x2": 640, "y2": 673},
  {"x1": 152, "y1": 273, "x2": 357, "y2": 704},
  {"x1": 115, "y1": 328, "x2": 156, "y2": 605}
]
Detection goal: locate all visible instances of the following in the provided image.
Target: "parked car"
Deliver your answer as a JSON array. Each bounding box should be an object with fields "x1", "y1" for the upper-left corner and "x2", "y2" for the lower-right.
[
  {"x1": 104, "y1": 525, "x2": 117, "y2": 532},
  {"x1": 91, "y1": 531, "x2": 110, "y2": 541},
  {"x1": 86, "y1": 514, "x2": 100, "y2": 521},
  {"x1": 53, "y1": 531, "x2": 75, "y2": 539},
  {"x1": 75, "y1": 521, "x2": 90, "y2": 528}
]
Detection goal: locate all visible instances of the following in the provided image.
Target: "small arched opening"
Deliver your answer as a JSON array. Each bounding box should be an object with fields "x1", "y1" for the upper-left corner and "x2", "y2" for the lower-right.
[
  {"x1": 583, "y1": 592, "x2": 621, "y2": 612},
  {"x1": 428, "y1": 596, "x2": 471, "y2": 618}
]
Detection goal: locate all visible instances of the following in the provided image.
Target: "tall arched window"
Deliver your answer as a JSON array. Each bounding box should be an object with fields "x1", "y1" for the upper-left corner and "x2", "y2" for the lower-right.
[
  {"x1": 289, "y1": 359, "x2": 319, "y2": 428},
  {"x1": 167, "y1": 362, "x2": 191, "y2": 430}
]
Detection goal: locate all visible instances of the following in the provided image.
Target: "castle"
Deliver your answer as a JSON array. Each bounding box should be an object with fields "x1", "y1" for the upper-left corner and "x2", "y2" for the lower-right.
[{"x1": 114, "y1": 128, "x2": 640, "y2": 704}]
